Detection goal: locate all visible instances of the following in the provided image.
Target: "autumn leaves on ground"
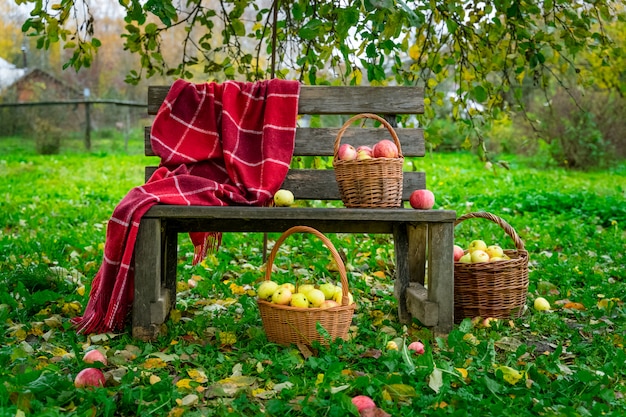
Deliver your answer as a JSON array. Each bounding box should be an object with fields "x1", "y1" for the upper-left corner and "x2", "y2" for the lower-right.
[{"x1": 0, "y1": 138, "x2": 625, "y2": 416}]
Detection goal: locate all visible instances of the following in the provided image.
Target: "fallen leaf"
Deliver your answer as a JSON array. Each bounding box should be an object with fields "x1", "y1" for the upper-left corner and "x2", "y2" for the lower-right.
[
  {"x1": 428, "y1": 368, "x2": 443, "y2": 393},
  {"x1": 385, "y1": 383, "x2": 418, "y2": 400},
  {"x1": 494, "y1": 336, "x2": 523, "y2": 352},
  {"x1": 495, "y1": 365, "x2": 524, "y2": 385},
  {"x1": 562, "y1": 302, "x2": 585, "y2": 310}
]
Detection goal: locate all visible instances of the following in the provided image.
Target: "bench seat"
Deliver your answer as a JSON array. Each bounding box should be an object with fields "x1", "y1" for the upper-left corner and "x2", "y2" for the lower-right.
[{"x1": 133, "y1": 84, "x2": 456, "y2": 341}]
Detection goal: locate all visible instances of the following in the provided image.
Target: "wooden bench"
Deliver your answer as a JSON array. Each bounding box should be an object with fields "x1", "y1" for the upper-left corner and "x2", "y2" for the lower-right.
[{"x1": 133, "y1": 85, "x2": 456, "y2": 341}]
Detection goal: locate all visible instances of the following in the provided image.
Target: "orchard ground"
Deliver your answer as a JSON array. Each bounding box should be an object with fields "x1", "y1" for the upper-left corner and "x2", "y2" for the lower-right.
[{"x1": 0, "y1": 135, "x2": 625, "y2": 416}]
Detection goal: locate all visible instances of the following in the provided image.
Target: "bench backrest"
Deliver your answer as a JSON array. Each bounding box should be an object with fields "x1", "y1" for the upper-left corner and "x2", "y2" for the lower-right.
[{"x1": 145, "y1": 85, "x2": 426, "y2": 201}]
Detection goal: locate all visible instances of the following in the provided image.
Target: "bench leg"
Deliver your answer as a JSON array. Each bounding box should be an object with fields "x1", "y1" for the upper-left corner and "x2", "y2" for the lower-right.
[
  {"x1": 398, "y1": 222, "x2": 455, "y2": 335},
  {"x1": 426, "y1": 222, "x2": 455, "y2": 335},
  {"x1": 133, "y1": 218, "x2": 176, "y2": 341},
  {"x1": 393, "y1": 224, "x2": 411, "y2": 323}
]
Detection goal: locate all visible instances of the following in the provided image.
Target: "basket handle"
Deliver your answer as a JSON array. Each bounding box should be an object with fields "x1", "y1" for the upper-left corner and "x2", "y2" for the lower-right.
[
  {"x1": 264, "y1": 226, "x2": 351, "y2": 306},
  {"x1": 454, "y1": 211, "x2": 526, "y2": 251},
  {"x1": 333, "y1": 113, "x2": 403, "y2": 160}
]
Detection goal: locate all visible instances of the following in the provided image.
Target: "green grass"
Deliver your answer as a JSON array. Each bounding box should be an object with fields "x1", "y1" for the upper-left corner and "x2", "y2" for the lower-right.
[{"x1": 0, "y1": 135, "x2": 625, "y2": 416}]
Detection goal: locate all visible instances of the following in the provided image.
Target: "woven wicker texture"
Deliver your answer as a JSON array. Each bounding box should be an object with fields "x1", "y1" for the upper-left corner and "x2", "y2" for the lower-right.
[
  {"x1": 454, "y1": 212, "x2": 529, "y2": 321},
  {"x1": 257, "y1": 226, "x2": 356, "y2": 346},
  {"x1": 332, "y1": 113, "x2": 404, "y2": 208}
]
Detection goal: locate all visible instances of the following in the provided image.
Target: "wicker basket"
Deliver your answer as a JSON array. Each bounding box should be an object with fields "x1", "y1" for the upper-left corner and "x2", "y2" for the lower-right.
[
  {"x1": 454, "y1": 212, "x2": 529, "y2": 322},
  {"x1": 332, "y1": 113, "x2": 404, "y2": 208},
  {"x1": 257, "y1": 226, "x2": 356, "y2": 346}
]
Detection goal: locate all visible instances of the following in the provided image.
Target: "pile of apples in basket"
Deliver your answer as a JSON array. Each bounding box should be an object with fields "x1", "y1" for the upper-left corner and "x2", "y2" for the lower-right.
[{"x1": 256, "y1": 280, "x2": 354, "y2": 309}]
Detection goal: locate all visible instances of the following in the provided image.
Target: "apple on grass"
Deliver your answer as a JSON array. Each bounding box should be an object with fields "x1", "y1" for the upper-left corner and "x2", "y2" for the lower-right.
[
  {"x1": 453, "y1": 245, "x2": 465, "y2": 262},
  {"x1": 372, "y1": 139, "x2": 399, "y2": 158},
  {"x1": 337, "y1": 143, "x2": 357, "y2": 161},
  {"x1": 83, "y1": 349, "x2": 107, "y2": 366},
  {"x1": 74, "y1": 368, "x2": 106, "y2": 388},
  {"x1": 407, "y1": 341, "x2": 425, "y2": 355},
  {"x1": 273, "y1": 189, "x2": 294, "y2": 207},
  {"x1": 352, "y1": 395, "x2": 376, "y2": 413},
  {"x1": 409, "y1": 189, "x2": 435, "y2": 210}
]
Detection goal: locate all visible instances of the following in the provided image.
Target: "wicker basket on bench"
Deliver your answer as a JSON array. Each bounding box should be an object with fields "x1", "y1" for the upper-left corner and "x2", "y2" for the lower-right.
[
  {"x1": 257, "y1": 226, "x2": 356, "y2": 346},
  {"x1": 333, "y1": 113, "x2": 404, "y2": 208},
  {"x1": 454, "y1": 212, "x2": 529, "y2": 321}
]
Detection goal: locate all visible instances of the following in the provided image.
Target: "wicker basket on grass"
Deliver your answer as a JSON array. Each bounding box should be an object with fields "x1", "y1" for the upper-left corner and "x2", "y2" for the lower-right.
[
  {"x1": 454, "y1": 212, "x2": 529, "y2": 322},
  {"x1": 332, "y1": 113, "x2": 404, "y2": 208},
  {"x1": 257, "y1": 226, "x2": 356, "y2": 346}
]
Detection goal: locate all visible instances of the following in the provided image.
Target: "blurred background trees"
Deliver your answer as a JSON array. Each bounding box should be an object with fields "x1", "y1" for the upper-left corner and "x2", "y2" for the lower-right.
[{"x1": 3, "y1": 0, "x2": 626, "y2": 168}]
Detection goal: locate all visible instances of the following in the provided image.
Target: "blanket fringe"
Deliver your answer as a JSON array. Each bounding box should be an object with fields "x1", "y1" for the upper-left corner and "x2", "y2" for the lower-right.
[{"x1": 192, "y1": 232, "x2": 223, "y2": 265}]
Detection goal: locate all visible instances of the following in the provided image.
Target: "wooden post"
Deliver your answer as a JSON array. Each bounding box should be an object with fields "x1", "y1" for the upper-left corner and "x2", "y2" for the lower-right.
[{"x1": 83, "y1": 88, "x2": 91, "y2": 151}]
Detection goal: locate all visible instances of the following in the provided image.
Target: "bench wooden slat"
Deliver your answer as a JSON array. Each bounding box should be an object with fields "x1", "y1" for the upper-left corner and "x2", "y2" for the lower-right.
[
  {"x1": 144, "y1": 126, "x2": 426, "y2": 157},
  {"x1": 144, "y1": 167, "x2": 426, "y2": 201},
  {"x1": 142, "y1": 206, "x2": 456, "y2": 234},
  {"x1": 148, "y1": 85, "x2": 424, "y2": 115}
]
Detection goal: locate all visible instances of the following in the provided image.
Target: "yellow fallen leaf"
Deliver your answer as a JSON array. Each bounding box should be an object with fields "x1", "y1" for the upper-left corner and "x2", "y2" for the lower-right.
[
  {"x1": 372, "y1": 271, "x2": 387, "y2": 279},
  {"x1": 495, "y1": 365, "x2": 524, "y2": 385},
  {"x1": 167, "y1": 407, "x2": 185, "y2": 417},
  {"x1": 187, "y1": 368, "x2": 208, "y2": 384},
  {"x1": 455, "y1": 367, "x2": 469, "y2": 380},
  {"x1": 149, "y1": 374, "x2": 161, "y2": 385},
  {"x1": 562, "y1": 302, "x2": 585, "y2": 310},
  {"x1": 142, "y1": 357, "x2": 168, "y2": 369},
  {"x1": 176, "y1": 378, "x2": 193, "y2": 390},
  {"x1": 316, "y1": 373, "x2": 324, "y2": 385}
]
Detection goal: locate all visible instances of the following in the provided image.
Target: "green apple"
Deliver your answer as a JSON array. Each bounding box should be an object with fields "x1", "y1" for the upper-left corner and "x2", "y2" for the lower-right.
[
  {"x1": 274, "y1": 189, "x2": 294, "y2": 206},
  {"x1": 290, "y1": 293, "x2": 309, "y2": 308},
  {"x1": 534, "y1": 297, "x2": 551, "y2": 311},
  {"x1": 297, "y1": 284, "x2": 315, "y2": 295},
  {"x1": 257, "y1": 280, "x2": 279, "y2": 300},
  {"x1": 468, "y1": 240, "x2": 487, "y2": 253},
  {"x1": 271, "y1": 288, "x2": 292, "y2": 305},
  {"x1": 306, "y1": 289, "x2": 326, "y2": 307},
  {"x1": 458, "y1": 253, "x2": 472, "y2": 263},
  {"x1": 470, "y1": 249, "x2": 490, "y2": 263},
  {"x1": 280, "y1": 282, "x2": 296, "y2": 293},
  {"x1": 333, "y1": 287, "x2": 354, "y2": 305},
  {"x1": 485, "y1": 245, "x2": 504, "y2": 259},
  {"x1": 319, "y1": 283, "x2": 337, "y2": 299}
]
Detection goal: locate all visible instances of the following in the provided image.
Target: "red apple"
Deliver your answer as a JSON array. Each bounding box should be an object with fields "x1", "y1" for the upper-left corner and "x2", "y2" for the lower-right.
[
  {"x1": 352, "y1": 395, "x2": 376, "y2": 412},
  {"x1": 338, "y1": 144, "x2": 357, "y2": 161},
  {"x1": 407, "y1": 341, "x2": 425, "y2": 354},
  {"x1": 83, "y1": 349, "x2": 107, "y2": 366},
  {"x1": 409, "y1": 189, "x2": 435, "y2": 210},
  {"x1": 453, "y1": 245, "x2": 465, "y2": 262},
  {"x1": 74, "y1": 368, "x2": 106, "y2": 388},
  {"x1": 372, "y1": 139, "x2": 399, "y2": 158},
  {"x1": 356, "y1": 145, "x2": 372, "y2": 155}
]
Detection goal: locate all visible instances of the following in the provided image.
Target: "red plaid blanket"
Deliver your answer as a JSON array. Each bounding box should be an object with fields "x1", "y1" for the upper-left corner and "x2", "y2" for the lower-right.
[{"x1": 72, "y1": 79, "x2": 300, "y2": 334}]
